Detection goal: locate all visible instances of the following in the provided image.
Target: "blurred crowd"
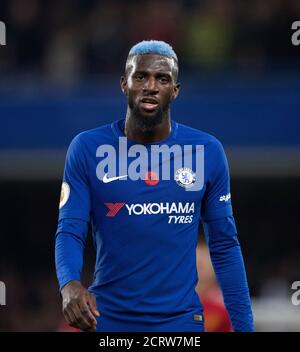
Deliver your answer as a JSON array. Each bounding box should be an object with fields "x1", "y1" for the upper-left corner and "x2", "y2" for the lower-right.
[
  {"x1": 0, "y1": 0, "x2": 299, "y2": 85},
  {"x1": 0, "y1": 242, "x2": 233, "y2": 332},
  {"x1": 0, "y1": 271, "x2": 61, "y2": 331},
  {"x1": 0, "y1": 269, "x2": 94, "y2": 332}
]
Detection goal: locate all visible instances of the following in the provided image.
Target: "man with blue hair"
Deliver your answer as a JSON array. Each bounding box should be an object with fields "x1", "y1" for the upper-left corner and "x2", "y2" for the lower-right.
[{"x1": 55, "y1": 40, "x2": 254, "y2": 332}]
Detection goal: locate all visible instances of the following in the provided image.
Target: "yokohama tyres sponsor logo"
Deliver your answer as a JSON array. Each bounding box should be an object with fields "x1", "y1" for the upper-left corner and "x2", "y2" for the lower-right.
[
  {"x1": 105, "y1": 202, "x2": 195, "y2": 220},
  {"x1": 105, "y1": 203, "x2": 126, "y2": 216}
]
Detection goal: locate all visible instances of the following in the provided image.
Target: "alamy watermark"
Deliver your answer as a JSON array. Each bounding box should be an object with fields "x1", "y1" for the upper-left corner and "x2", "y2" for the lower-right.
[
  {"x1": 291, "y1": 281, "x2": 300, "y2": 306},
  {"x1": 0, "y1": 281, "x2": 6, "y2": 305},
  {"x1": 0, "y1": 21, "x2": 6, "y2": 46},
  {"x1": 95, "y1": 137, "x2": 205, "y2": 192},
  {"x1": 291, "y1": 21, "x2": 300, "y2": 46}
]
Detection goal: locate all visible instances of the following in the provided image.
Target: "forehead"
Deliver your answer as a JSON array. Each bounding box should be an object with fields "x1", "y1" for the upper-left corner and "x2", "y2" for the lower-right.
[{"x1": 128, "y1": 54, "x2": 175, "y2": 74}]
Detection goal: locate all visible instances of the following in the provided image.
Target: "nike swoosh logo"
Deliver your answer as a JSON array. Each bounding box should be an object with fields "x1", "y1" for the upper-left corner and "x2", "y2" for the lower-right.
[{"x1": 102, "y1": 174, "x2": 128, "y2": 183}]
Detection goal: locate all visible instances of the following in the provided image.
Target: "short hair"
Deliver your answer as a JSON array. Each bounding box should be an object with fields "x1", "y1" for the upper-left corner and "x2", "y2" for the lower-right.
[
  {"x1": 128, "y1": 40, "x2": 178, "y2": 62},
  {"x1": 125, "y1": 40, "x2": 179, "y2": 80}
]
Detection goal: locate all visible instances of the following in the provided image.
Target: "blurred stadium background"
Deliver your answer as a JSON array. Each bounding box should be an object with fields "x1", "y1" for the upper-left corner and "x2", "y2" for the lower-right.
[{"x1": 0, "y1": 0, "x2": 300, "y2": 331}]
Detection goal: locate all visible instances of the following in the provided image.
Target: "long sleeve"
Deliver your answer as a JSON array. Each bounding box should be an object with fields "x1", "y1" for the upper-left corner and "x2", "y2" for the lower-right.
[
  {"x1": 55, "y1": 218, "x2": 89, "y2": 290},
  {"x1": 55, "y1": 133, "x2": 91, "y2": 290},
  {"x1": 202, "y1": 215, "x2": 255, "y2": 331}
]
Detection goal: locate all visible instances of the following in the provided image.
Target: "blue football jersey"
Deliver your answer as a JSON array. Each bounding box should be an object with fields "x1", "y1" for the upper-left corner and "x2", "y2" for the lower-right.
[{"x1": 56, "y1": 118, "x2": 234, "y2": 332}]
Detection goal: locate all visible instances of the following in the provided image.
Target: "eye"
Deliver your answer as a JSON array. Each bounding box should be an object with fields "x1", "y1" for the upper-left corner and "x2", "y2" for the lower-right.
[
  {"x1": 159, "y1": 76, "x2": 170, "y2": 84},
  {"x1": 135, "y1": 73, "x2": 144, "y2": 81}
]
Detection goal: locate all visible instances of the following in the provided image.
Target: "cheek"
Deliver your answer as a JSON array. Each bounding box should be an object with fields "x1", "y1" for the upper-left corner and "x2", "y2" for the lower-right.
[
  {"x1": 127, "y1": 84, "x2": 141, "y2": 100},
  {"x1": 128, "y1": 88, "x2": 139, "y2": 100},
  {"x1": 127, "y1": 88, "x2": 140, "y2": 107},
  {"x1": 162, "y1": 90, "x2": 173, "y2": 102}
]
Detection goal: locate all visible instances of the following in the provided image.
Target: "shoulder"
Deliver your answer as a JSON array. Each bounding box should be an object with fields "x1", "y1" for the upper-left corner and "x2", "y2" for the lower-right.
[
  {"x1": 73, "y1": 123, "x2": 114, "y2": 145},
  {"x1": 64, "y1": 123, "x2": 114, "y2": 167},
  {"x1": 176, "y1": 122, "x2": 228, "y2": 172},
  {"x1": 68, "y1": 123, "x2": 114, "y2": 151},
  {"x1": 176, "y1": 121, "x2": 225, "y2": 151}
]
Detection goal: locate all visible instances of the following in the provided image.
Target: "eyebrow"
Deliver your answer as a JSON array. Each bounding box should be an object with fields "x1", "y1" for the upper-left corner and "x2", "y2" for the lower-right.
[{"x1": 133, "y1": 70, "x2": 172, "y2": 77}]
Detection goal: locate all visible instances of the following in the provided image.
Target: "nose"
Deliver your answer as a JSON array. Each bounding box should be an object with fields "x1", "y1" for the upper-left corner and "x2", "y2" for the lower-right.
[{"x1": 143, "y1": 77, "x2": 158, "y2": 94}]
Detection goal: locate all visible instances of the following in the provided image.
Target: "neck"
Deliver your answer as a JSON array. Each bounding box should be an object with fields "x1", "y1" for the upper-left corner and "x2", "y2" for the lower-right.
[{"x1": 124, "y1": 110, "x2": 171, "y2": 143}]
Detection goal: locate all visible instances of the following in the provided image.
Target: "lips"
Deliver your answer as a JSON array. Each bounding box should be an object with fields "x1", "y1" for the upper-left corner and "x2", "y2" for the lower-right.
[{"x1": 140, "y1": 97, "x2": 159, "y2": 111}]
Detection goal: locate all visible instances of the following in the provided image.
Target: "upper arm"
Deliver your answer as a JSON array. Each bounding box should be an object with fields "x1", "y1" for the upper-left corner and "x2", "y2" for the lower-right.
[
  {"x1": 201, "y1": 139, "x2": 233, "y2": 222},
  {"x1": 58, "y1": 134, "x2": 91, "y2": 222}
]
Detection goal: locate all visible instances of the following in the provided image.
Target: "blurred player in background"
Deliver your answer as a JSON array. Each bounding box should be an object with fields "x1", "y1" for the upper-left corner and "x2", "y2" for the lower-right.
[
  {"x1": 55, "y1": 40, "x2": 254, "y2": 332},
  {"x1": 196, "y1": 239, "x2": 232, "y2": 332}
]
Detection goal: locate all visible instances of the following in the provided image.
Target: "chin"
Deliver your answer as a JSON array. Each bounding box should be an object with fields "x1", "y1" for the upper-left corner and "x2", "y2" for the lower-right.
[{"x1": 133, "y1": 107, "x2": 163, "y2": 131}]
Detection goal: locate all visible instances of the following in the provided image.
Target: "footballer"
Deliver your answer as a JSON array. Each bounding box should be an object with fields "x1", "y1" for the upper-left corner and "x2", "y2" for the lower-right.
[{"x1": 55, "y1": 40, "x2": 254, "y2": 332}]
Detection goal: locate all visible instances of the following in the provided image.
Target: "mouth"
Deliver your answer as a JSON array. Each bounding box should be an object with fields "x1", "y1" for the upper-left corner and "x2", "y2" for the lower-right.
[{"x1": 139, "y1": 97, "x2": 159, "y2": 111}]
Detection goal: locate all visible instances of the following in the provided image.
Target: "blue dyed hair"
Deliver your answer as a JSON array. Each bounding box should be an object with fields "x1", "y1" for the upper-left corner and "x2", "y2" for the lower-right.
[
  {"x1": 128, "y1": 40, "x2": 178, "y2": 62},
  {"x1": 126, "y1": 40, "x2": 179, "y2": 79}
]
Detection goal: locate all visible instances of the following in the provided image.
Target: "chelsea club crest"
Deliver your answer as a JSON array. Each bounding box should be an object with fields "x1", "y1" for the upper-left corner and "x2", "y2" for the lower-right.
[{"x1": 175, "y1": 167, "x2": 196, "y2": 189}]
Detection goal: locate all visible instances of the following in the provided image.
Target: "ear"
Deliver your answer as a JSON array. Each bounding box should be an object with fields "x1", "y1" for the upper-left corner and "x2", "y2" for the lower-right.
[
  {"x1": 172, "y1": 82, "x2": 181, "y2": 100},
  {"x1": 120, "y1": 76, "x2": 128, "y2": 96}
]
